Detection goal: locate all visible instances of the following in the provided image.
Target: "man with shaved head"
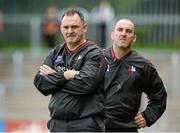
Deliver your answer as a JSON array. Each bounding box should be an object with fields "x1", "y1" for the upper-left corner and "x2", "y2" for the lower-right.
[{"x1": 103, "y1": 19, "x2": 167, "y2": 132}]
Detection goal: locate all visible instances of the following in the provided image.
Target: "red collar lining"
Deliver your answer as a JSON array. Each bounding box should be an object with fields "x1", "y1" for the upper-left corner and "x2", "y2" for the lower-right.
[
  {"x1": 66, "y1": 40, "x2": 90, "y2": 53},
  {"x1": 111, "y1": 47, "x2": 131, "y2": 61}
]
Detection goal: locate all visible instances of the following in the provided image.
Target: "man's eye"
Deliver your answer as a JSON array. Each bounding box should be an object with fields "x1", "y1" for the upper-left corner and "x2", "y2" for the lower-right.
[
  {"x1": 126, "y1": 29, "x2": 133, "y2": 33},
  {"x1": 117, "y1": 28, "x2": 123, "y2": 32},
  {"x1": 63, "y1": 26, "x2": 68, "y2": 29},
  {"x1": 72, "y1": 26, "x2": 79, "y2": 29}
]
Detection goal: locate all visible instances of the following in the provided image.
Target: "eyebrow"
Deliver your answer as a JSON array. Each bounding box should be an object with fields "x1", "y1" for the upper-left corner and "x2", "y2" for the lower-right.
[{"x1": 116, "y1": 27, "x2": 134, "y2": 31}]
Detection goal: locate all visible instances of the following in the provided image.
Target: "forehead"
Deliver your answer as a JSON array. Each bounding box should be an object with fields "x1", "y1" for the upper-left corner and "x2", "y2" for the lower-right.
[
  {"x1": 61, "y1": 14, "x2": 83, "y2": 26},
  {"x1": 115, "y1": 20, "x2": 134, "y2": 30}
]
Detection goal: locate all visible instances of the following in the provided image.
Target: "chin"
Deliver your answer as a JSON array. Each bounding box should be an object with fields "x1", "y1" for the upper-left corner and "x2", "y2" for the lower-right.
[
  {"x1": 67, "y1": 39, "x2": 76, "y2": 43},
  {"x1": 117, "y1": 43, "x2": 127, "y2": 47}
]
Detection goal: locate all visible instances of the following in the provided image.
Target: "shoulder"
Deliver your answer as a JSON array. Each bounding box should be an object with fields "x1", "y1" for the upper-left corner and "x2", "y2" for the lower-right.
[
  {"x1": 102, "y1": 47, "x2": 110, "y2": 53},
  {"x1": 128, "y1": 50, "x2": 156, "y2": 72},
  {"x1": 83, "y1": 42, "x2": 106, "y2": 60},
  {"x1": 48, "y1": 43, "x2": 66, "y2": 57},
  {"x1": 126, "y1": 50, "x2": 154, "y2": 71},
  {"x1": 101, "y1": 48, "x2": 112, "y2": 62},
  {"x1": 130, "y1": 51, "x2": 153, "y2": 64},
  {"x1": 85, "y1": 42, "x2": 101, "y2": 56},
  {"x1": 101, "y1": 48, "x2": 111, "y2": 56},
  {"x1": 47, "y1": 44, "x2": 65, "y2": 58},
  {"x1": 86, "y1": 41, "x2": 100, "y2": 50}
]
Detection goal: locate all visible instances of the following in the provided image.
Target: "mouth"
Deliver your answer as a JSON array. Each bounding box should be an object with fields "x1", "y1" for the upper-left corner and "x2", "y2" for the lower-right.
[
  {"x1": 119, "y1": 39, "x2": 126, "y2": 43},
  {"x1": 120, "y1": 37, "x2": 126, "y2": 41},
  {"x1": 67, "y1": 35, "x2": 76, "y2": 39},
  {"x1": 67, "y1": 34, "x2": 75, "y2": 37},
  {"x1": 67, "y1": 33, "x2": 76, "y2": 37}
]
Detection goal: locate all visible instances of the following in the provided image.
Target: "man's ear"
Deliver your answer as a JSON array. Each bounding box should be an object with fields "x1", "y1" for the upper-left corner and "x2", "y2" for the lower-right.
[
  {"x1": 111, "y1": 32, "x2": 114, "y2": 40},
  {"x1": 59, "y1": 24, "x2": 62, "y2": 32},
  {"x1": 133, "y1": 34, "x2": 136, "y2": 43},
  {"x1": 83, "y1": 23, "x2": 88, "y2": 33}
]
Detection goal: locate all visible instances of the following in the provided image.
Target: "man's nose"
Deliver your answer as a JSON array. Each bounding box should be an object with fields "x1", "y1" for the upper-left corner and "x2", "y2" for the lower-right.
[
  {"x1": 67, "y1": 28, "x2": 73, "y2": 33},
  {"x1": 121, "y1": 30, "x2": 126, "y2": 35}
]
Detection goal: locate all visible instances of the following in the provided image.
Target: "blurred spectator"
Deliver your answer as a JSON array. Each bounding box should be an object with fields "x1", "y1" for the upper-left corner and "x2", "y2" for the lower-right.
[
  {"x1": 42, "y1": 6, "x2": 58, "y2": 48},
  {"x1": 90, "y1": 0, "x2": 115, "y2": 47},
  {"x1": 0, "y1": 10, "x2": 3, "y2": 46},
  {"x1": 0, "y1": 10, "x2": 3, "y2": 33}
]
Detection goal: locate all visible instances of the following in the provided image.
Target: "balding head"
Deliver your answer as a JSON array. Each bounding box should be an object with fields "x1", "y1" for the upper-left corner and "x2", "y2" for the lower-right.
[{"x1": 114, "y1": 19, "x2": 135, "y2": 33}]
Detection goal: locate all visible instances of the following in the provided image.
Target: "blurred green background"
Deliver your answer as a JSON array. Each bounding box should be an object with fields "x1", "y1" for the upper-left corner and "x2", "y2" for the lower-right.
[{"x1": 0, "y1": 0, "x2": 180, "y2": 50}]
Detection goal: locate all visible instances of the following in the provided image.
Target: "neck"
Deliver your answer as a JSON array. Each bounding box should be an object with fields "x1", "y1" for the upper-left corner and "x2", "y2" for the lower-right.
[
  {"x1": 67, "y1": 39, "x2": 86, "y2": 51},
  {"x1": 112, "y1": 44, "x2": 131, "y2": 59}
]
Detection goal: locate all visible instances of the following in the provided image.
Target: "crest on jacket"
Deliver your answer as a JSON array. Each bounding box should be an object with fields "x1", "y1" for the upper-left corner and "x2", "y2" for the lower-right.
[{"x1": 128, "y1": 65, "x2": 136, "y2": 75}]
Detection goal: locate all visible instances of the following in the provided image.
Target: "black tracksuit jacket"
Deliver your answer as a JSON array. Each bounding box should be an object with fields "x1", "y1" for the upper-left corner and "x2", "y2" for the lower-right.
[
  {"x1": 34, "y1": 40, "x2": 107, "y2": 131},
  {"x1": 103, "y1": 48, "x2": 167, "y2": 130}
]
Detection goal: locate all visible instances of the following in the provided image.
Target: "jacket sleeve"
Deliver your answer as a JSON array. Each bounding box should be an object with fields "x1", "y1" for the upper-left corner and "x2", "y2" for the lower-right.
[
  {"x1": 33, "y1": 49, "x2": 67, "y2": 96},
  {"x1": 60, "y1": 50, "x2": 107, "y2": 95},
  {"x1": 142, "y1": 64, "x2": 167, "y2": 127}
]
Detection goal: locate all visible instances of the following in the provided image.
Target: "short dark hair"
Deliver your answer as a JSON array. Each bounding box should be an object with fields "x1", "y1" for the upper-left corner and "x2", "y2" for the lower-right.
[{"x1": 61, "y1": 9, "x2": 85, "y2": 23}]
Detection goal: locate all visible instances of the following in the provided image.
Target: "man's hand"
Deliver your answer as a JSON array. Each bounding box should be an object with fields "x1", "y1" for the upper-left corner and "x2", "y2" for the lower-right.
[
  {"x1": 135, "y1": 113, "x2": 147, "y2": 129},
  {"x1": 39, "y1": 64, "x2": 56, "y2": 75},
  {"x1": 64, "y1": 70, "x2": 80, "y2": 80}
]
